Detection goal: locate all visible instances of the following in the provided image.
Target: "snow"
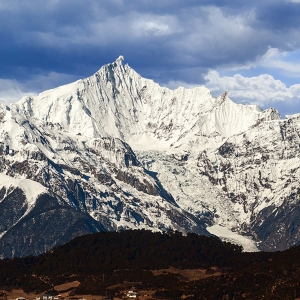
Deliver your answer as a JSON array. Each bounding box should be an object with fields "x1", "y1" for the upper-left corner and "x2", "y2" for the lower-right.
[
  {"x1": 0, "y1": 56, "x2": 299, "y2": 251},
  {"x1": 286, "y1": 113, "x2": 300, "y2": 119},
  {"x1": 0, "y1": 174, "x2": 47, "y2": 206},
  {"x1": 130, "y1": 133, "x2": 172, "y2": 151},
  {"x1": 207, "y1": 225, "x2": 259, "y2": 252},
  {"x1": 11, "y1": 57, "x2": 278, "y2": 153}
]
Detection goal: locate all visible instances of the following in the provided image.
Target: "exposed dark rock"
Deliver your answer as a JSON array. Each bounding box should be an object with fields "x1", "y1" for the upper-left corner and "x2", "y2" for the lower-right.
[
  {"x1": 116, "y1": 170, "x2": 158, "y2": 196},
  {"x1": 0, "y1": 194, "x2": 107, "y2": 258},
  {"x1": 252, "y1": 196, "x2": 300, "y2": 251},
  {"x1": 0, "y1": 188, "x2": 28, "y2": 232},
  {"x1": 218, "y1": 142, "x2": 235, "y2": 158}
]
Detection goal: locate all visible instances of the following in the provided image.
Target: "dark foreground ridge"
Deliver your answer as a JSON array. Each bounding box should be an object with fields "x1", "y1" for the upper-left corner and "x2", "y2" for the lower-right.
[{"x1": 0, "y1": 230, "x2": 300, "y2": 299}]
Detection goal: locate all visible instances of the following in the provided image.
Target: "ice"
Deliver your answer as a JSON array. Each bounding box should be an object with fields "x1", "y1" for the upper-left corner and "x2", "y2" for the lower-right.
[
  {"x1": 0, "y1": 56, "x2": 298, "y2": 251},
  {"x1": 207, "y1": 225, "x2": 259, "y2": 252},
  {"x1": 0, "y1": 174, "x2": 46, "y2": 206}
]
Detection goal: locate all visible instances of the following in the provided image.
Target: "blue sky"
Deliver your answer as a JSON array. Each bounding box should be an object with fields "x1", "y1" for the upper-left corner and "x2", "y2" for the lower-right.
[{"x1": 0, "y1": 0, "x2": 300, "y2": 117}]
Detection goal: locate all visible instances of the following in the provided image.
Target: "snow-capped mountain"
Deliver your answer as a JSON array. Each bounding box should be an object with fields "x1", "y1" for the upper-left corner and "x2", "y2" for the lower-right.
[{"x1": 0, "y1": 56, "x2": 299, "y2": 257}]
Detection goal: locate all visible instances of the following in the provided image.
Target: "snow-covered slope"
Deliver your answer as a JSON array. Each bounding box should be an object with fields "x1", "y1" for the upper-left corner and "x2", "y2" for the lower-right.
[
  {"x1": 13, "y1": 56, "x2": 279, "y2": 151},
  {"x1": 0, "y1": 90, "x2": 209, "y2": 257},
  {"x1": 0, "y1": 56, "x2": 299, "y2": 256},
  {"x1": 137, "y1": 113, "x2": 300, "y2": 251}
]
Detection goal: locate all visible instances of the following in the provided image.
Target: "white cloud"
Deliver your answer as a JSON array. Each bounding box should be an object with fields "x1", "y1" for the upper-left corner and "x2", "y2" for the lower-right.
[
  {"x1": 204, "y1": 70, "x2": 300, "y2": 108},
  {"x1": 177, "y1": 7, "x2": 259, "y2": 52},
  {"x1": 221, "y1": 47, "x2": 300, "y2": 78},
  {"x1": 0, "y1": 79, "x2": 34, "y2": 104},
  {"x1": 0, "y1": 72, "x2": 78, "y2": 105},
  {"x1": 132, "y1": 15, "x2": 179, "y2": 37},
  {"x1": 164, "y1": 80, "x2": 198, "y2": 90},
  {"x1": 258, "y1": 48, "x2": 300, "y2": 77}
]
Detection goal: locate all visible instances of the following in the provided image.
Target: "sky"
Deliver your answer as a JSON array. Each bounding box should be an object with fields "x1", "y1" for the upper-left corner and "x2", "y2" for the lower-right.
[{"x1": 0, "y1": 0, "x2": 300, "y2": 117}]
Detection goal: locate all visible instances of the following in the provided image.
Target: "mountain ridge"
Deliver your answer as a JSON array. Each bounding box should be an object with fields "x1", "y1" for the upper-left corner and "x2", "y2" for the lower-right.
[{"x1": 0, "y1": 56, "x2": 299, "y2": 256}]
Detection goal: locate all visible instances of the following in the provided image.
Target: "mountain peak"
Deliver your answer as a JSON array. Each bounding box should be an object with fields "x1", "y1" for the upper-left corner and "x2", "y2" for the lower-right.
[
  {"x1": 115, "y1": 55, "x2": 124, "y2": 64},
  {"x1": 0, "y1": 57, "x2": 299, "y2": 257},
  {"x1": 10, "y1": 58, "x2": 281, "y2": 151}
]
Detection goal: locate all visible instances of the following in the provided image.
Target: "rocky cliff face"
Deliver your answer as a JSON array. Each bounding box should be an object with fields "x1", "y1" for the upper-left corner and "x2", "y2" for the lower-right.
[
  {"x1": 0, "y1": 88, "x2": 209, "y2": 257},
  {"x1": 137, "y1": 114, "x2": 300, "y2": 251},
  {"x1": 0, "y1": 57, "x2": 299, "y2": 257}
]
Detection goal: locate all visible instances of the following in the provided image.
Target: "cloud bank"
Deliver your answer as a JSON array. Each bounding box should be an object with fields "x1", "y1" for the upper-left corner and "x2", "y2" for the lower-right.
[
  {"x1": 0, "y1": 0, "x2": 300, "y2": 115},
  {"x1": 204, "y1": 71, "x2": 300, "y2": 117}
]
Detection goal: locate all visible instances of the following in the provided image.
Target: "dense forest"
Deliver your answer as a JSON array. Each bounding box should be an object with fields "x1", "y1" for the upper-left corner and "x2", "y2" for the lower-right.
[{"x1": 0, "y1": 230, "x2": 300, "y2": 299}]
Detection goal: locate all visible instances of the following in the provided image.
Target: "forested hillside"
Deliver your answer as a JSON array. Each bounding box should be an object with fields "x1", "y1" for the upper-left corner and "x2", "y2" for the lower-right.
[{"x1": 0, "y1": 230, "x2": 300, "y2": 299}]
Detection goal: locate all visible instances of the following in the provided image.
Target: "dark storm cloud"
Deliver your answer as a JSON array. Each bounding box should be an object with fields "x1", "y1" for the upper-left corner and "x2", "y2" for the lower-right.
[
  {"x1": 1, "y1": 0, "x2": 300, "y2": 90},
  {"x1": 255, "y1": 1, "x2": 300, "y2": 32}
]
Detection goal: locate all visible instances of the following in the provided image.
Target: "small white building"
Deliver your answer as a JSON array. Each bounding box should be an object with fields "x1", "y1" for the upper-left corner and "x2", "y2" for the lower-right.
[{"x1": 126, "y1": 290, "x2": 138, "y2": 298}]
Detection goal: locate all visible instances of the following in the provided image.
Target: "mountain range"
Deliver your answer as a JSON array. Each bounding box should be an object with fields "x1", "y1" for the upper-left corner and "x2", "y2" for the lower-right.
[{"x1": 0, "y1": 56, "x2": 300, "y2": 257}]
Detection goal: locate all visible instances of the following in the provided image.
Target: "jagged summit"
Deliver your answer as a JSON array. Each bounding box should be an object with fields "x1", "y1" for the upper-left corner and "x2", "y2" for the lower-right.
[
  {"x1": 0, "y1": 57, "x2": 298, "y2": 257},
  {"x1": 11, "y1": 56, "x2": 280, "y2": 152},
  {"x1": 115, "y1": 55, "x2": 124, "y2": 64}
]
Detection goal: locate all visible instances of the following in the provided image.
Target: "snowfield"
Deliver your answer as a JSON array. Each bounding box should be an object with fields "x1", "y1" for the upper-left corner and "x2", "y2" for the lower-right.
[{"x1": 0, "y1": 56, "x2": 300, "y2": 256}]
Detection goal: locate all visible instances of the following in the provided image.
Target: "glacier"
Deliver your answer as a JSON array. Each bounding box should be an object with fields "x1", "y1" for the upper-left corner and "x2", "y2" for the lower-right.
[{"x1": 0, "y1": 56, "x2": 300, "y2": 257}]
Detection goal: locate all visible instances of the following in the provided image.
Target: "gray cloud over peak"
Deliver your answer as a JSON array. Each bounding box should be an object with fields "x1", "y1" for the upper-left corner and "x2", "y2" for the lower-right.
[{"x1": 0, "y1": 0, "x2": 300, "y2": 115}]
